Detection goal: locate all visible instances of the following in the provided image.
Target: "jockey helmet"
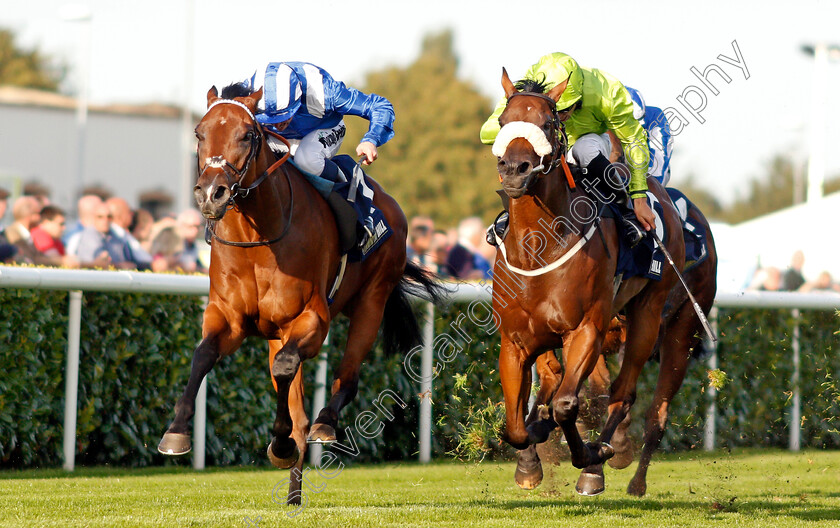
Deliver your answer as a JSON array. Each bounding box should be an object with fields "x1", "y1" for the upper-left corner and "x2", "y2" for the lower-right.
[
  {"x1": 532, "y1": 52, "x2": 584, "y2": 111},
  {"x1": 624, "y1": 85, "x2": 646, "y2": 121},
  {"x1": 253, "y1": 62, "x2": 302, "y2": 125}
]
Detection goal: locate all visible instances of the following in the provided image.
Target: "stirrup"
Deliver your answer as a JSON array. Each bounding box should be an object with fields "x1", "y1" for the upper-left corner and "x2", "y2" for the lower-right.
[
  {"x1": 621, "y1": 213, "x2": 646, "y2": 248},
  {"x1": 486, "y1": 211, "x2": 509, "y2": 247},
  {"x1": 358, "y1": 217, "x2": 376, "y2": 249}
]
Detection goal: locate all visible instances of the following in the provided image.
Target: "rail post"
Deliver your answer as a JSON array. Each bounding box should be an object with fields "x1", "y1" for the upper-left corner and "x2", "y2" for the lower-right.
[
  {"x1": 703, "y1": 307, "x2": 719, "y2": 451},
  {"x1": 419, "y1": 302, "x2": 434, "y2": 463},
  {"x1": 63, "y1": 290, "x2": 83, "y2": 471},
  {"x1": 309, "y1": 332, "x2": 330, "y2": 465},
  {"x1": 789, "y1": 308, "x2": 801, "y2": 451}
]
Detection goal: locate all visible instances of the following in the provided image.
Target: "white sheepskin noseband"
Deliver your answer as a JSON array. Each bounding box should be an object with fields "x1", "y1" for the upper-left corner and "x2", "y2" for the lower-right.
[{"x1": 492, "y1": 121, "x2": 553, "y2": 158}]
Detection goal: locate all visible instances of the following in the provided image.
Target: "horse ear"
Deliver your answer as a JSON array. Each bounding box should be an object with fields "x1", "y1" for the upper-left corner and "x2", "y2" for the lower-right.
[
  {"x1": 501, "y1": 67, "x2": 517, "y2": 98},
  {"x1": 207, "y1": 86, "x2": 219, "y2": 107},
  {"x1": 242, "y1": 87, "x2": 264, "y2": 112},
  {"x1": 547, "y1": 74, "x2": 570, "y2": 102}
]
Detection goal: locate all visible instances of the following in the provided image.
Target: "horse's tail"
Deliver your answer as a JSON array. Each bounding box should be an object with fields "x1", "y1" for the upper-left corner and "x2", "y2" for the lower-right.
[{"x1": 382, "y1": 261, "x2": 449, "y2": 356}]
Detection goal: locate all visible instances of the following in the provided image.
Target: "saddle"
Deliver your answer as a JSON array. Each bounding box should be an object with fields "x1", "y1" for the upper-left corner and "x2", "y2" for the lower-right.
[{"x1": 291, "y1": 154, "x2": 391, "y2": 262}]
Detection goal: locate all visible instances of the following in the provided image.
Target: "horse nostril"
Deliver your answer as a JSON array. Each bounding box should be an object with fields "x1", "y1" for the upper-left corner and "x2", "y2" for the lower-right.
[
  {"x1": 517, "y1": 162, "x2": 532, "y2": 175},
  {"x1": 213, "y1": 185, "x2": 229, "y2": 203}
]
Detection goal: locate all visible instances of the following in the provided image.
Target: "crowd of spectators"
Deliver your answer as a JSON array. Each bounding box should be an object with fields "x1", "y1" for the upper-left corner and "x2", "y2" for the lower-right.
[
  {"x1": 6, "y1": 188, "x2": 837, "y2": 292},
  {"x1": 406, "y1": 215, "x2": 495, "y2": 281},
  {"x1": 748, "y1": 250, "x2": 840, "y2": 293},
  {"x1": 0, "y1": 186, "x2": 209, "y2": 273}
]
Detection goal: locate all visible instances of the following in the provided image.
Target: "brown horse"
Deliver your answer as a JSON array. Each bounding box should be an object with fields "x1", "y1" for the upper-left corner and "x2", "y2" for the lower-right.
[
  {"x1": 491, "y1": 68, "x2": 687, "y2": 496},
  {"x1": 529, "y1": 196, "x2": 717, "y2": 495},
  {"x1": 157, "y1": 84, "x2": 442, "y2": 504}
]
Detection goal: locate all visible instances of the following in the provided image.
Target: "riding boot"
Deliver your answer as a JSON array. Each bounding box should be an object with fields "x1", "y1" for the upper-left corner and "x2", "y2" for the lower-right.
[
  {"x1": 320, "y1": 159, "x2": 348, "y2": 183},
  {"x1": 322, "y1": 159, "x2": 375, "y2": 249},
  {"x1": 486, "y1": 211, "x2": 509, "y2": 246},
  {"x1": 581, "y1": 153, "x2": 646, "y2": 248},
  {"x1": 486, "y1": 189, "x2": 511, "y2": 247},
  {"x1": 615, "y1": 200, "x2": 646, "y2": 248}
]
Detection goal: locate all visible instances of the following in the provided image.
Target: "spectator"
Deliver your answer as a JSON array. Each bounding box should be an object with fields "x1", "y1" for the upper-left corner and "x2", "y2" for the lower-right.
[
  {"x1": 430, "y1": 229, "x2": 452, "y2": 278},
  {"x1": 445, "y1": 217, "x2": 492, "y2": 280},
  {"x1": 130, "y1": 208, "x2": 155, "y2": 253},
  {"x1": 799, "y1": 271, "x2": 840, "y2": 293},
  {"x1": 70, "y1": 201, "x2": 134, "y2": 269},
  {"x1": 107, "y1": 197, "x2": 152, "y2": 269},
  {"x1": 30, "y1": 205, "x2": 79, "y2": 268},
  {"x1": 781, "y1": 250, "x2": 806, "y2": 292},
  {"x1": 4, "y1": 197, "x2": 75, "y2": 267},
  {"x1": 0, "y1": 187, "x2": 8, "y2": 227},
  {"x1": 0, "y1": 187, "x2": 17, "y2": 263},
  {"x1": 65, "y1": 195, "x2": 105, "y2": 247},
  {"x1": 3, "y1": 196, "x2": 41, "y2": 246},
  {"x1": 748, "y1": 267, "x2": 782, "y2": 292},
  {"x1": 150, "y1": 225, "x2": 184, "y2": 272},
  {"x1": 175, "y1": 209, "x2": 208, "y2": 273},
  {"x1": 407, "y1": 216, "x2": 435, "y2": 271}
]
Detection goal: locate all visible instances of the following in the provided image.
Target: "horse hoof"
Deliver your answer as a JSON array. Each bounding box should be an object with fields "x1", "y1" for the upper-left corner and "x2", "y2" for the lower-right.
[
  {"x1": 158, "y1": 433, "x2": 191, "y2": 456},
  {"x1": 514, "y1": 463, "x2": 543, "y2": 490},
  {"x1": 576, "y1": 471, "x2": 605, "y2": 496},
  {"x1": 306, "y1": 423, "x2": 337, "y2": 444},
  {"x1": 267, "y1": 442, "x2": 300, "y2": 469},
  {"x1": 587, "y1": 441, "x2": 614, "y2": 465},
  {"x1": 627, "y1": 479, "x2": 647, "y2": 497},
  {"x1": 607, "y1": 442, "x2": 635, "y2": 470}
]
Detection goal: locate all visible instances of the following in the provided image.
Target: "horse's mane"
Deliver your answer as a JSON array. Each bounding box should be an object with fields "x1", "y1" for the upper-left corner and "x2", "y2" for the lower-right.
[
  {"x1": 515, "y1": 74, "x2": 550, "y2": 95},
  {"x1": 220, "y1": 81, "x2": 254, "y2": 99}
]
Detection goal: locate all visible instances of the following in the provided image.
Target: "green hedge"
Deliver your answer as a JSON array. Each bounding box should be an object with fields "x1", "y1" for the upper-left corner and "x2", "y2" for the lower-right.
[{"x1": 0, "y1": 287, "x2": 837, "y2": 469}]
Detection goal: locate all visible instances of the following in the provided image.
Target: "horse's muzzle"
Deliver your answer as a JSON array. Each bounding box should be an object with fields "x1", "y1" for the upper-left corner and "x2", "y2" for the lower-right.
[
  {"x1": 501, "y1": 172, "x2": 536, "y2": 199},
  {"x1": 194, "y1": 182, "x2": 230, "y2": 220},
  {"x1": 499, "y1": 157, "x2": 538, "y2": 199}
]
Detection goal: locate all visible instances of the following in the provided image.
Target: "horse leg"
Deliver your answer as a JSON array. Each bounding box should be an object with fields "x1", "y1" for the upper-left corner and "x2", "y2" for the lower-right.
[
  {"x1": 581, "y1": 352, "x2": 635, "y2": 470},
  {"x1": 627, "y1": 307, "x2": 696, "y2": 496},
  {"x1": 309, "y1": 294, "x2": 387, "y2": 443},
  {"x1": 269, "y1": 310, "x2": 328, "y2": 468},
  {"x1": 550, "y1": 323, "x2": 614, "y2": 479},
  {"x1": 595, "y1": 298, "x2": 665, "y2": 473},
  {"x1": 284, "y1": 346, "x2": 309, "y2": 505},
  {"x1": 516, "y1": 351, "x2": 562, "y2": 490},
  {"x1": 499, "y1": 333, "x2": 535, "y2": 450},
  {"x1": 159, "y1": 310, "x2": 243, "y2": 455}
]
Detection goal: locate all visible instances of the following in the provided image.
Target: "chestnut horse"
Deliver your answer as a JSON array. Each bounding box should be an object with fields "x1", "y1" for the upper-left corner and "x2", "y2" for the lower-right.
[
  {"x1": 529, "y1": 197, "x2": 717, "y2": 495},
  {"x1": 491, "y1": 68, "x2": 686, "y2": 496},
  {"x1": 158, "y1": 84, "x2": 442, "y2": 503}
]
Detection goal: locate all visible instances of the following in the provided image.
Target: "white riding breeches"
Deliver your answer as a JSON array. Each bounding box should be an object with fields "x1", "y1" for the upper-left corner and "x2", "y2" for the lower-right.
[
  {"x1": 286, "y1": 120, "x2": 347, "y2": 177},
  {"x1": 566, "y1": 133, "x2": 612, "y2": 167}
]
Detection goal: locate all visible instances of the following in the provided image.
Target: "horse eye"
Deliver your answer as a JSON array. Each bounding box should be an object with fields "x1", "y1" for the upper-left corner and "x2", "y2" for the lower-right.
[{"x1": 243, "y1": 131, "x2": 254, "y2": 142}]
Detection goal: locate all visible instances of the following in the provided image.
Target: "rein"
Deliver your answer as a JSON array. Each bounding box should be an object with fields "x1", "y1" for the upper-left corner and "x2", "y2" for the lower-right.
[
  {"x1": 200, "y1": 99, "x2": 295, "y2": 248},
  {"x1": 493, "y1": 91, "x2": 595, "y2": 276},
  {"x1": 505, "y1": 92, "x2": 576, "y2": 190}
]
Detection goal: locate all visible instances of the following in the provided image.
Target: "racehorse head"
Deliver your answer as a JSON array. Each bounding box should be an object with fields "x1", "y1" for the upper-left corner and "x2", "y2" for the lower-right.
[
  {"x1": 494, "y1": 68, "x2": 568, "y2": 199},
  {"x1": 193, "y1": 84, "x2": 265, "y2": 220}
]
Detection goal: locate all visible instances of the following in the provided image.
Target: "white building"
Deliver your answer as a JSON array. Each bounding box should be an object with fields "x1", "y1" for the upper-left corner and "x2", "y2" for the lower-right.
[
  {"x1": 0, "y1": 86, "x2": 196, "y2": 219},
  {"x1": 712, "y1": 191, "x2": 840, "y2": 291}
]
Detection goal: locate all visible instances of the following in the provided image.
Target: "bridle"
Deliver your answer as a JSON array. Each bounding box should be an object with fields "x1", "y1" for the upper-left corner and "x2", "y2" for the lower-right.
[
  {"x1": 504, "y1": 91, "x2": 575, "y2": 191},
  {"x1": 198, "y1": 98, "x2": 295, "y2": 248}
]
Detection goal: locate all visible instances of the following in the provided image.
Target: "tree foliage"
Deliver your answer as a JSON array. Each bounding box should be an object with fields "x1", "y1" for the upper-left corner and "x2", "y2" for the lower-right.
[
  {"x1": 0, "y1": 28, "x2": 63, "y2": 91},
  {"x1": 339, "y1": 30, "x2": 501, "y2": 228}
]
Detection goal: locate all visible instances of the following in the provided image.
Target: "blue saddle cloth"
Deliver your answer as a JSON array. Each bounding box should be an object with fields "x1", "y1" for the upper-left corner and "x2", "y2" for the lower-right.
[
  {"x1": 290, "y1": 154, "x2": 391, "y2": 262},
  {"x1": 614, "y1": 187, "x2": 708, "y2": 280},
  {"x1": 665, "y1": 187, "x2": 709, "y2": 272}
]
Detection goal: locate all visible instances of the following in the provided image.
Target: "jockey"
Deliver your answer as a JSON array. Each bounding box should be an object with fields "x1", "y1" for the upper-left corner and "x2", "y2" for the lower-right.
[
  {"x1": 480, "y1": 52, "x2": 654, "y2": 247},
  {"x1": 247, "y1": 61, "x2": 395, "y2": 246},
  {"x1": 624, "y1": 86, "x2": 673, "y2": 186}
]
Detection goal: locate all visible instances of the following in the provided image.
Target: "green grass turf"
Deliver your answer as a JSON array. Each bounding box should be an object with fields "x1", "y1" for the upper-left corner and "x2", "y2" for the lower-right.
[{"x1": 1, "y1": 449, "x2": 838, "y2": 527}]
